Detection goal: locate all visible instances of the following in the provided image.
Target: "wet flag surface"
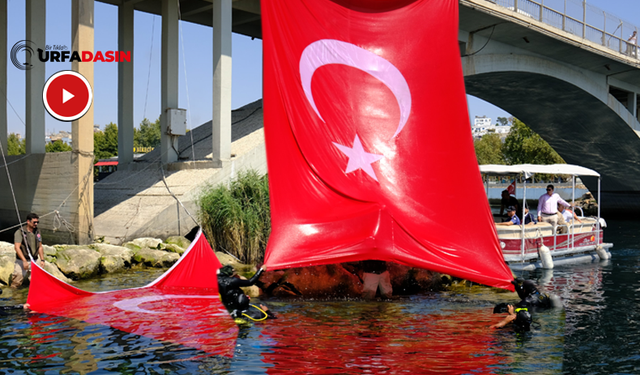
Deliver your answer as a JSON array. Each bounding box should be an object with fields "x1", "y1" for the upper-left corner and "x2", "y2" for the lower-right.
[
  {"x1": 261, "y1": 0, "x2": 514, "y2": 290},
  {"x1": 26, "y1": 231, "x2": 238, "y2": 356}
]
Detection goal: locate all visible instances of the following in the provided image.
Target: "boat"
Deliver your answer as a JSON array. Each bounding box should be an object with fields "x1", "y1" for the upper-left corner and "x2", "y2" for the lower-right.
[{"x1": 479, "y1": 164, "x2": 613, "y2": 271}]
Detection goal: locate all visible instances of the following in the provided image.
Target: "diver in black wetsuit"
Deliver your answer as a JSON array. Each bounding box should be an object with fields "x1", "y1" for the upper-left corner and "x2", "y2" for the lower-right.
[
  {"x1": 217, "y1": 265, "x2": 275, "y2": 321},
  {"x1": 512, "y1": 278, "x2": 551, "y2": 309},
  {"x1": 0, "y1": 289, "x2": 30, "y2": 314}
]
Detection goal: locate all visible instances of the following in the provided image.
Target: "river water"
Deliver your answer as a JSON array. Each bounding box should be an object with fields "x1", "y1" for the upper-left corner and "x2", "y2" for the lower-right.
[{"x1": 0, "y1": 219, "x2": 638, "y2": 374}]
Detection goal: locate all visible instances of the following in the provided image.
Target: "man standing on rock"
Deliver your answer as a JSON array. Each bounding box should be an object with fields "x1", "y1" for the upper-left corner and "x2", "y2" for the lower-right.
[{"x1": 11, "y1": 213, "x2": 45, "y2": 288}]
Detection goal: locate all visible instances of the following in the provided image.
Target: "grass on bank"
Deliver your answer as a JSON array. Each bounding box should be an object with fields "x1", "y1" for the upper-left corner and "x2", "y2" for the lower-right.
[{"x1": 198, "y1": 170, "x2": 270, "y2": 265}]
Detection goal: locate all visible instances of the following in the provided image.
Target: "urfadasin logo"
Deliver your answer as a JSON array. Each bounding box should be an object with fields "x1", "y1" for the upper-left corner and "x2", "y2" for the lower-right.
[{"x1": 11, "y1": 40, "x2": 36, "y2": 70}]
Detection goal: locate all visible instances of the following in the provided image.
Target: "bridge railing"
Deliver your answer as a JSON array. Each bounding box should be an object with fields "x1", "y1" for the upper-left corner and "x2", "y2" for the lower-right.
[{"x1": 486, "y1": 0, "x2": 639, "y2": 59}]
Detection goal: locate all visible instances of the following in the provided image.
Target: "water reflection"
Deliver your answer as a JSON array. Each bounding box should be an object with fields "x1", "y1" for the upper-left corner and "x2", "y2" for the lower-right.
[
  {"x1": 246, "y1": 298, "x2": 563, "y2": 374},
  {"x1": 12, "y1": 227, "x2": 640, "y2": 374}
]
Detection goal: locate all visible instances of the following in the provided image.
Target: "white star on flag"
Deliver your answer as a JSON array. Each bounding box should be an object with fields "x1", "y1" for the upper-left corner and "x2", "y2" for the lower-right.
[{"x1": 333, "y1": 134, "x2": 384, "y2": 181}]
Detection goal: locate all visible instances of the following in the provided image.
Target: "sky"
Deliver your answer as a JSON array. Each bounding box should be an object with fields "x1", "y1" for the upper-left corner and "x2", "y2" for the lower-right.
[{"x1": 4, "y1": 0, "x2": 639, "y2": 135}]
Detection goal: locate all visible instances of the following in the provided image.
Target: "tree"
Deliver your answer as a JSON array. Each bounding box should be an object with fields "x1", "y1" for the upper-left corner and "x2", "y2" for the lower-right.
[
  {"x1": 94, "y1": 122, "x2": 119, "y2": 161},
  {"x1": 134, "y1": 118, "x2": 161, "y2": 149},
  {"x1": 474, "y1": 133, "x2": 505, "y2": 164},
  {"x1": 7, "y1": 133, "x2": 25, "y2": 155},
  {"x1": 502, "y1": 119, "x2": 564, "y2": 165},
  {"x1": 45, "y1": 139, "x2": 72, "y2": 153},
  {"x1": 496, "y1": 116, "x2": 511, "y2": 127}
]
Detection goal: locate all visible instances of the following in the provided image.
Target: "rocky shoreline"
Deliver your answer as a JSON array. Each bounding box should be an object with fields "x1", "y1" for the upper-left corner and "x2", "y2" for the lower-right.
[
  {"x1": 0, "y1": 235, "x2": 191, "y2": 287},
  {"x1": 1, "y1": 235, "x2": 443, "y2": 298}
]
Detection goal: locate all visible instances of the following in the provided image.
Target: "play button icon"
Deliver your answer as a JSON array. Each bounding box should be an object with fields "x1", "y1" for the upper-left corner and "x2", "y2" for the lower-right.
[
  {"x1": 62, "y1": 89, "x2": 74, "y2": 104},
  {"x1": 43, "y1": 71, "x2": 93, "y2": 122}
]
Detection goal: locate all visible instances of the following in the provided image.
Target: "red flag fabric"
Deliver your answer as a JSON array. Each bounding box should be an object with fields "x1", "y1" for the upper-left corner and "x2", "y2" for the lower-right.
[
  {"x1": 507, "y1": 180, "x2": 516, "y2": 196},
  {"x1": 26, "y1": 230, "x2": 238, "y2": 356},
  {"x1": 262, "y1": 0, "x2": 514, "y2": 291}
]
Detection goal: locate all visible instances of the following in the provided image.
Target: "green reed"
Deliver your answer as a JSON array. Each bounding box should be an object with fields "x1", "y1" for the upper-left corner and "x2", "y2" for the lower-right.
[{"x1": 198, "y1": 170, "x2": 271, "y2": 264}]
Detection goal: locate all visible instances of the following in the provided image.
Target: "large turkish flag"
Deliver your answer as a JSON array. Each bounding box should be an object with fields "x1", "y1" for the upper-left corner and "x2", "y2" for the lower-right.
[{"x1": 262, "y1": 0, "x2": 514, "y2": 291}]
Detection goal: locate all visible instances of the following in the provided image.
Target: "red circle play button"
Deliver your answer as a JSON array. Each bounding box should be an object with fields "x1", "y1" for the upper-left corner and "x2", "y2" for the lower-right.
[{"x1": 42, "y1": 71, "x2": 93, "y2": 122}]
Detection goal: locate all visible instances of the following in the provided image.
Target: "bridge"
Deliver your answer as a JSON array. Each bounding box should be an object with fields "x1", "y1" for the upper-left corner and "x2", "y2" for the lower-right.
[
  {"x1": 459, "y1": 0, "x2": 640, "y2": 215},
  {"x1": 1, "y1": 0, "x2": 639, "y2": 245}
]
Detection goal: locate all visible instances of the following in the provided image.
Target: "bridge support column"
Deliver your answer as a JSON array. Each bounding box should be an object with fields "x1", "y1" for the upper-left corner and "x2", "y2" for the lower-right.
[
  {"x1": 161, "y1": 0, "x2": 180, "y2": 165},
  {"x1": 72, "y1": 0, "x2": 94, "y2": 244},
  {"x1": 118, "y1": 2, "x2": 134, "y2": 169},
  {"x1": 26, "y1": 0, "x2": 45, "y2": 154},
  {"x1": 0, "y1": 0, "x2": 6, "y2": 155},
  {"x1": 212, "y1": 0, "x2": 232, "y2": 167}
]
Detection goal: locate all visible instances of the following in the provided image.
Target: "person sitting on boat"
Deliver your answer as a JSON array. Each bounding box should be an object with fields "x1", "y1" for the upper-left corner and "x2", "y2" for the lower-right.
[
  {"x1": 496, "y1": 206, "x2": 521, "y2": 226},
  {"x1": 500, "y1": 190, "x2": 520, "y2": 217},
  {"x1": 537, "y1": 185, "x2": 571, "y2": 233},
  {"x1": 217, "y1": 264, "x2": 275, "y2": 322},
  {"x1": 558, "y1": 204, "x2": 582, "y2": 225},
  {"x1": 490, "y1": 303, "x2": 532, "y2": 332},
  {"x1": 523, "y1": 206, "x2": 537, "y2": 225},
  {"x1": 512, "y1": 278, "x2": 552, "y2": 309}
]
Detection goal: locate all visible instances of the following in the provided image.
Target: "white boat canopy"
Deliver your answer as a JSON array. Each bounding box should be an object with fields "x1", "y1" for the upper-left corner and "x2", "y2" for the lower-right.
[{"x1": 479, "y1": 164, "x2": 600, "y2": 179}]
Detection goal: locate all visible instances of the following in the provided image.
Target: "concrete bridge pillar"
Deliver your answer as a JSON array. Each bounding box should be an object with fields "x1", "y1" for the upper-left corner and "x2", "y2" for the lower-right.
[
  {"x1": 118, "y1": 2, "x2": 134, "y2": 168},
  {"x1": 26, "y1": 0, "x2": 45, "y2": 154},
  {"x1": 72, "y1": 0, "x2": 94, "y2": 244},
  {"x1": 0, "y1": 0, "x2": 6, "y2": 155},
  {"x1": 161, "y1": 0, "x2": 180, "y2": 164},
  {"x1": 212, "y1": 0, "x2": 232, "y2": 166}
]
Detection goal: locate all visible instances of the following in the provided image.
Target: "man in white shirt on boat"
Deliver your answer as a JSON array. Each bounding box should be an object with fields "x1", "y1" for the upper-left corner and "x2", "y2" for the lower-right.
[
  {"x1": 496, "y1": 206, "x2": 521, "y2": 226},
  {"x1": 558, "y1": 204, "x2": 581, "y2": 225},
  {"x1": 537, "y1": 184, "x2": 570, "y2": 232}
]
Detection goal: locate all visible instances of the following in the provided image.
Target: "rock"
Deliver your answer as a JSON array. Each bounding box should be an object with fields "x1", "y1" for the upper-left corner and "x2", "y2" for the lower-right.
[
  {"x1": 0, "y1": 251, "x2": 16, "y2": 285},
  {"x1": 0, "y1": 241, "x2": 14, "y2": 253},
  {"x1": 43, "y1": 245, "x2": 57, "y2": 263},
  {"x1": 92, "y1": 244, "x2": 133, "y2": 273},
  {"x1": 129, "y1": 238, "x2": 164, "y2": 250},
  {"x1": 259, "y1": 264, "x2": 363, "y2": 298},
  {"x1": 240, "y1": 285, "x2": 261, "y2": 298},
  {"x1": 132, "y1": 248, "x2": 180, "y2": 268},
  {"x1": 42, "y1": 262, "x2": 73, "y2": 284},
  {"x1": 258, "y1": 262, "x2": 441, "y2": 298},
  {"x1": 215, "y1": 251, "x2": 239, "y2": 266},
  {"x1": 163, "y1": 243, "x2": 186, "y2": 254},
  {"x1": 56, "y1": 248, "x2": 101, "y2": 280},
  {"x1": 165, "y1": 236, "x2": 191, "y2": 250}
]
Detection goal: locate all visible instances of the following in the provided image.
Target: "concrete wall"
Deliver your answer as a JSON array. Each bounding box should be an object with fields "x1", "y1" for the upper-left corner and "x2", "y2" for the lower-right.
[{"x1": 0, "y1": 152, "x2": 83, "y2": 244}]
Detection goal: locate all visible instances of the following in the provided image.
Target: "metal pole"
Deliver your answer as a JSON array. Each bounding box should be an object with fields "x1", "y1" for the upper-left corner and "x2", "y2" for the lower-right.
[
  {"x1": 521, "y1": 175, "x2": 526, "y2": 262},
  {"x1": 603, "y1": 11, "x2": 606, "y2": 46},
  {"x1": 540, "y1": 0, "x2": 544, "y2": 22},
  {"x1": 514, "y1": 0, "x2": 518, "y2": 13},
  {"x1": 597, "y1": 177, "x2": 601, "y2": 246},
  {"x1": 571, "y1": 175, "x2": 576, "y2": 251},
  {"x1": 582, "y1": 0, "x2": 587, "y2": 38},
  {"x1": 563, "y1": 0, "x2": 566, "y2": 31}
]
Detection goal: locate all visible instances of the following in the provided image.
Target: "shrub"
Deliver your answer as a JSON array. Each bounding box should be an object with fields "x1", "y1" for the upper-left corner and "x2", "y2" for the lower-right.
[{"x1": 199, "y1": 170, "x2": 270, "y2": 264}]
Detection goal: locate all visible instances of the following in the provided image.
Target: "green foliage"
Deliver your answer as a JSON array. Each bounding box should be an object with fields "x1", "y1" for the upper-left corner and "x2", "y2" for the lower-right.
[
  {"x1": 45, "y1": 139, "x2": 72, "y2": 153},
  {"x1": 94, "y1": 122, "x2": 119, "y2": 161},
  {"x1": 474, "y1": 133, "x2": 505, "y2": 164},
  {"x1": 496, "y1": 116, "x2": 511, "y2": 127},
  {"x1": 7, "y1": 133, "x2": 25, "y2": 155},
  {"x1": 134, "y1": 118, "x2": 161, "y2": 149},
  {"x1": 502, "y1": 119, "x2": 564, "y2": 165},
  {"x1": 199, "y1": 170, "x2": 271, "y2": 265}
]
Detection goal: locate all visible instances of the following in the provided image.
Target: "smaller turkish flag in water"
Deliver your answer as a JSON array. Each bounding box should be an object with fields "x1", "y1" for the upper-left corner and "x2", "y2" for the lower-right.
[{"x1": 507, "y1": 180, "x2": 516, "y2": 196}]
